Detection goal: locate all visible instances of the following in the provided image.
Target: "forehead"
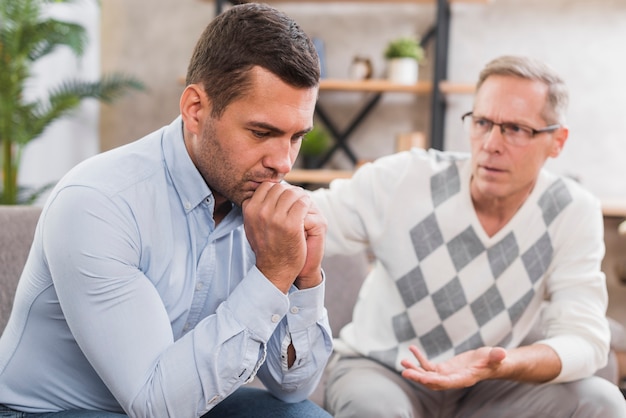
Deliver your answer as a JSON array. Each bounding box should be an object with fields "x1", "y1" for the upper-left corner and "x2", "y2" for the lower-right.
[
  {"x1": 474, "y1": 75, "x2": 549, "y2": 121},
  {"x1": 243, "y1": 67, "x2": 316, "y2": 113}
]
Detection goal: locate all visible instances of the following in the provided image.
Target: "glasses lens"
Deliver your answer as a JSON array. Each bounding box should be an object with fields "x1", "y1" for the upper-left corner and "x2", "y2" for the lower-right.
[{"x1": 502, "y1": 123, "x2": 533, "y2": 145}]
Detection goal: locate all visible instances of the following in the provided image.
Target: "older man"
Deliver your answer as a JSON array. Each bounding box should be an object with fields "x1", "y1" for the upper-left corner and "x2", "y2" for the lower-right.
[{"x1": 312, "y1": 55, "x2": 626, "y2": 417}]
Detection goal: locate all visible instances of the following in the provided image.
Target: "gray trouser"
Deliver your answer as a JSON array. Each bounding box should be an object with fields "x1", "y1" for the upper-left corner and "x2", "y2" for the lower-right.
[{"x1": 324, "y1": 355, "x2": 626, "y2": 418}]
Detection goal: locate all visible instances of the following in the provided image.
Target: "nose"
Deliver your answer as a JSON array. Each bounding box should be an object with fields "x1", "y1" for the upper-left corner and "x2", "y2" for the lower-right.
[
  {"x1": 482, "y1": 123, "x2": 506, "y2": 153},
  {"x1": 263, "y1": 138, "x2": 295, "y2": 175}
]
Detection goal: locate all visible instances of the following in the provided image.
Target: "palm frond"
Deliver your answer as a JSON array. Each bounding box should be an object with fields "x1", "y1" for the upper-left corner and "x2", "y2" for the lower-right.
[
  {"x1": 26, "y1": 74, "x2": 145, "y2": 141},
  {"x1": 0, "y1": 0, "x2": 144, "y2": 205},
  {"x1": 27, "y1": 19, "x2": 87, "y2": 61},
  {"x1": 1, "y1": 1, "x2": 88, "y2": 63}
]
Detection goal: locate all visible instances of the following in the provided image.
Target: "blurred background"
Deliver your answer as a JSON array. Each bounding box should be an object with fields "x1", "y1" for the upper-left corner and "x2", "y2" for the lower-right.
[{"x1": 16, "y1": 0, "x2": 626, "y2": 325}]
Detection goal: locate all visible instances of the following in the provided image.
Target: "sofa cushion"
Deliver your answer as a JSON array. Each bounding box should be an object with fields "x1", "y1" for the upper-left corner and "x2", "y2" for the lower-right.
[
  {"x1": 0, "y1": 205, "x2": 42, "y2": 334},
  {"x1": 321, "y1": 252, "x2": 369, "y2": 337}
]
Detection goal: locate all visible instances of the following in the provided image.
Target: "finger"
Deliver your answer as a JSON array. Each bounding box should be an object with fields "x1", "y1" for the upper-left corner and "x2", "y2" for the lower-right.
[
  {"x1": 488, "y1": 347, "x2": 507, "y2": 365},
  {"x1": 400, "y1": 358, "x2": 422, "y2": 371},
  {"x1": 303, "y1": 206, "x2": 327, "y2": 237},
  {"x1": 276, "y1": 186, "x2": 310, "y2": 220},
  {"x1": 256, "y1": 183, "x2": 304, "y2": 214},
  {"x1": 247, "y1": 183, "x2": 307, "y2": 229},
  {"x1": 409, "y1": 345, "x2": 435, "y2": 371},
  {"x1": 243, "y1": 182, "x2": 276, "y2": 214}
]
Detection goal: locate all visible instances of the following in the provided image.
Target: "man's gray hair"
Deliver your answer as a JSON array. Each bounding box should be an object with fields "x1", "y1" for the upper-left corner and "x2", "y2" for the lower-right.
[{"x1": 477, "y1": 55, "x2": 569, "y2": 124}]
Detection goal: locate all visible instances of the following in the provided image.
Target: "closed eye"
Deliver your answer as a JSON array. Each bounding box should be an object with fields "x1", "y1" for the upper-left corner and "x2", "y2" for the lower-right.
[{"x1": 250, "y1": 130, "x2": 270, "y2": 139}]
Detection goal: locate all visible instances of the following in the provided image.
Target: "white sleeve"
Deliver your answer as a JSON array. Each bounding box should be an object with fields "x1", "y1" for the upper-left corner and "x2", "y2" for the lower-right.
[
  {"x1": 537, "y1": 193, "x2": 611, "y2": 383},
  {"x1": 310, "y1": 151, "x2": 415, "y2": 257}
]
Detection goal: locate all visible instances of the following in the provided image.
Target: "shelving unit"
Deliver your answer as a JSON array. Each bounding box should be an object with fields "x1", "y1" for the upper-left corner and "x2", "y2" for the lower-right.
[
  {"x1": 312, "y1": 79, "x2": 475, "y2": 169},
  {"x1": 318, "y1": 79, "x2": 474, "y2": 94},
  {"x1": 209, "y1": 0, "x2": 489, "y2": 184}
]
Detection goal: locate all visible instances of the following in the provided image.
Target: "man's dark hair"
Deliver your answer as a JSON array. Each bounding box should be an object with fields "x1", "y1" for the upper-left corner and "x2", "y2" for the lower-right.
[{"x1": 186, "y1": 3, "x2": 320, "y2": 118}]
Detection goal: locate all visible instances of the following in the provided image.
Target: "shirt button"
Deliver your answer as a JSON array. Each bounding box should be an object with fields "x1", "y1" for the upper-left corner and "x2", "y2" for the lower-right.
[
  {"x1": 271, "y1": 314, "x2": 281, "y2": 323},
  {"x1": 184, "y1": 201, "x2": 192, "y2": 210},
  {"x1": 290, "y1": 306, "x2": 299, "y2": 314},
  {"x1": 196, "y1": 282, "x2": 203, "y2": 291}
]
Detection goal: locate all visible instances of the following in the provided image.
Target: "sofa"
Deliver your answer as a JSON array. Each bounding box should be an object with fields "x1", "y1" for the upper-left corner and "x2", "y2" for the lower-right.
[
  {"x1": 0, "y1": 205, "x2": 622, "y2": 410},
  {"x1": 0, "y1": 204, "x2": 369, "y2": 407},
  {"x1": 0, "y1": 205, "x2": 43, "y2": 332}
]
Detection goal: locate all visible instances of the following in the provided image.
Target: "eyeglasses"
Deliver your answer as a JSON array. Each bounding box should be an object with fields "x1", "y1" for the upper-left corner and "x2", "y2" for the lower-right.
[{"x1": 461, "y1": 111, "x2": 560, "y2": 146}]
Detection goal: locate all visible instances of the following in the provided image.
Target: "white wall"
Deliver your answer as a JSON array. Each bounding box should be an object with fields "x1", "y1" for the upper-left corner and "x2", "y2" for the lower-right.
[
  {"x1": 28, "y1": 0, "x2": 626, "y2": 204},
  {"x1": 18, "y1": 1, "x2": 101, "y2": 204},
  {"x1": 266, "y1": 0, "x2": 626, "y2": 201},
  {"x1": 444, "y1": 0, "x2": 626, "y2": 201}
]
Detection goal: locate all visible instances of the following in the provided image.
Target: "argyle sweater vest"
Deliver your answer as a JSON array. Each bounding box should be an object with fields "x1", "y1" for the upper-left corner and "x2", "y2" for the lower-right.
[{"x1": 314, "y1": 149, "x2": 605, "y2": 374}]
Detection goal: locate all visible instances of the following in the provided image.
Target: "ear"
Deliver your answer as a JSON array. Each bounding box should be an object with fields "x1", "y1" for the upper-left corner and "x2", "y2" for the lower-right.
[
  {"x1": 549, "y1": 125, "x2": 569, "y2": 158},
  {"x1": 180, "y1": 84, "x2": 210, "y2": 137}
]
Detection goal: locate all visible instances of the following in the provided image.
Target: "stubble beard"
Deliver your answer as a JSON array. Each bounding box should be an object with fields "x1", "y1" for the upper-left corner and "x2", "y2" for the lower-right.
[{"x1": 198, "y1": 121, "x2": 248, "y2": 208}]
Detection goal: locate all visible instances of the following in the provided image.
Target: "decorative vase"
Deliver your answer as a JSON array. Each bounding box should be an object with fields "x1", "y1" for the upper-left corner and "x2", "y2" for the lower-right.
[{"x1": 387, "y1": 58, "x2": 419, "y2": 85}]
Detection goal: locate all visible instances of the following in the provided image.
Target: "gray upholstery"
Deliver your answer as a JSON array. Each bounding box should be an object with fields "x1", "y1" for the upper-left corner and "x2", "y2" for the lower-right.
[
  {"x1": 0, "y1": 204, "x2": 371, "y2": 407},
  {"x1": 0, "y1": 205, "x2": 42, "y2": 333},
  {"x1": 306, "y1": 251, "x2": 370, "y2": 405},
  {"x1": 0, "y1": 205, "x2": 619, "y2": 409}
]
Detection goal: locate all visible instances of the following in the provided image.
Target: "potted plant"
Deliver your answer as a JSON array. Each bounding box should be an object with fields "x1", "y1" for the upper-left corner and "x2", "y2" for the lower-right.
[
  {"x1": 0, "y1": 0, "x2": 144, "y2": 205},
  {"x1": 384, "y1": 36, "x2": 425, "y2": 85},
  {"x1": 299, "y1": 125, "x2": 331, "y2": 169}
]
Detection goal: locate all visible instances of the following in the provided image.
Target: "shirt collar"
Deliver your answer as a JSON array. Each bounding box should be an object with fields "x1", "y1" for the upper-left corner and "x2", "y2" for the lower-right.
[{"x1": 162, "y1": 116, "x2": 212, "y2": 213}]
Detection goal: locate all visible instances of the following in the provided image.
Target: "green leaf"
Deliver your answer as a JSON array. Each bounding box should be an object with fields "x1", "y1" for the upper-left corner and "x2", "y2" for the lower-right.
[
  {"x1": 384, "y1": 36, "x2": 425, "y2": 61},
  {"x1": 0, "y1": 0, "x2": 145, "y2": 205}
]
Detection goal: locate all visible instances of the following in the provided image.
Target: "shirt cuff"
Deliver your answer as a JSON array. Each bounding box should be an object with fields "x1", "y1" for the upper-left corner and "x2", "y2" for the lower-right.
[
  {"x1": 286, "y1": 272, "x2": 326, "y2": 333},
  {"x1": 224, "y1": 266, "x2": 290, "y2": 342}
]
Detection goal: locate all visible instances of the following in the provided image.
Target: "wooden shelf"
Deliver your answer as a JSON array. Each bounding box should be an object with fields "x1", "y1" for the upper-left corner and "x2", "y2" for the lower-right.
[
  {"x1": 285, "y1": 169, "x2": 353, "y2": 184},
  {"x1": 178, "y1": 77, "x2": 475, "y2": 95},
  {"x1": 209, "y1": 0, "x2": 491, "y2": 4},
  {"x1": 319, "y1": 78, "x2": 474, "y2": 94},
  {"x1": 439, "y1": 81, "x2": 476, "y2": 95},
  {"x1": 602, "y1": 199, "x2": 626, "y2": 218}
]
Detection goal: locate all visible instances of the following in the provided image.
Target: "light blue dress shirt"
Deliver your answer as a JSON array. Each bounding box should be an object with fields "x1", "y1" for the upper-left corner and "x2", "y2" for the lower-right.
[{"x1": 0, "y1": 117, "x2": 332, "y2": 417}]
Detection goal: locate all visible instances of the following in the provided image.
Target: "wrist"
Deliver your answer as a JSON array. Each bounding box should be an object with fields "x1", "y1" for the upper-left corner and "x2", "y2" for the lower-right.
[{"x1": 294, "y1": 270, "x2": 323, "y2": 289}]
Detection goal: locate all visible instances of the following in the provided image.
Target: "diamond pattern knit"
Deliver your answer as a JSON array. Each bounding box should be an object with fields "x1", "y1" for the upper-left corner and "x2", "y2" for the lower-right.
[{"x1": 350, "y1": 152, "x2": 573, "y2": 369}]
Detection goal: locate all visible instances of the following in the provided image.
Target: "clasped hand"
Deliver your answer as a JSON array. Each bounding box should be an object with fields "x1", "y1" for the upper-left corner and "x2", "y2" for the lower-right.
[
  {"x1": 401, "y1": 345, "x2": 507, "y2": 390},
  {"x1": 242, "y1": 182, "x2": 327, "y2": 293}
]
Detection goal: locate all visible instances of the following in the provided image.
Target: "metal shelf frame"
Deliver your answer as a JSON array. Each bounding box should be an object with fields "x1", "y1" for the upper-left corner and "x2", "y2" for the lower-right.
[{"x1": 215, "y1": 0, "x2": 456, "y2": 151}]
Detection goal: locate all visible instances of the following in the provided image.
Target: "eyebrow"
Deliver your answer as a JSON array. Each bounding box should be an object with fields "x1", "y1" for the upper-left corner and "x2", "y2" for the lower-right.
[
  {"x1": 246, "y1": 121, "x2": 312, "y2": 137},
  {"x1": 472, "y1": 114, "x2": 534, "y2": 127}
]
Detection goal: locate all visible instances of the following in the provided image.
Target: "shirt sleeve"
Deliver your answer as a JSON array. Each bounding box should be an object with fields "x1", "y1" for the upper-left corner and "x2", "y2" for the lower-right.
[
  {"x1": 255, "y1": 276, "x2": 333, "y2": 402},
  {"x1": 42, "y1": 186, "x2": 329, "y2": 417},
  {"x1": 311, "y1": 152, "x2": 413, "y2": 257},
  {"x1": 535, "y1": 193, "x2": 611, "y2": 383}
]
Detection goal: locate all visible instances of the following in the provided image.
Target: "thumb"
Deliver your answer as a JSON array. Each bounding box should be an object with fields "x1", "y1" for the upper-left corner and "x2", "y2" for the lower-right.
[{"x1": 488, "y1": 347, "x2": 507, "y2": 365}]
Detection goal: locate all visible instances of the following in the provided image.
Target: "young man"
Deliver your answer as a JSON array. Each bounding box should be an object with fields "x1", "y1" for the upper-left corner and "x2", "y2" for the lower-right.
[
  {"x1": 312, "y1": 55, "x2": 626, "y2": 417},
  {"x1": 0, "y1": 4, "x2": 332, "y2": 417}
]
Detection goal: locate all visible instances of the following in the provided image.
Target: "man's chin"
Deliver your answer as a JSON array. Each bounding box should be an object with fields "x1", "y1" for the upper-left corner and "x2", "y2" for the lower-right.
[{"x1": 235, "y1": 191, "x2": 255, "y2": 208}]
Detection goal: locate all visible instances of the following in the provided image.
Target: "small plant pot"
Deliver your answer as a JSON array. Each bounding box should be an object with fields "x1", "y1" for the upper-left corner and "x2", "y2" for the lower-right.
[{"x1": 387, "y1": 58, "x2": 419, "y2": 85}]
